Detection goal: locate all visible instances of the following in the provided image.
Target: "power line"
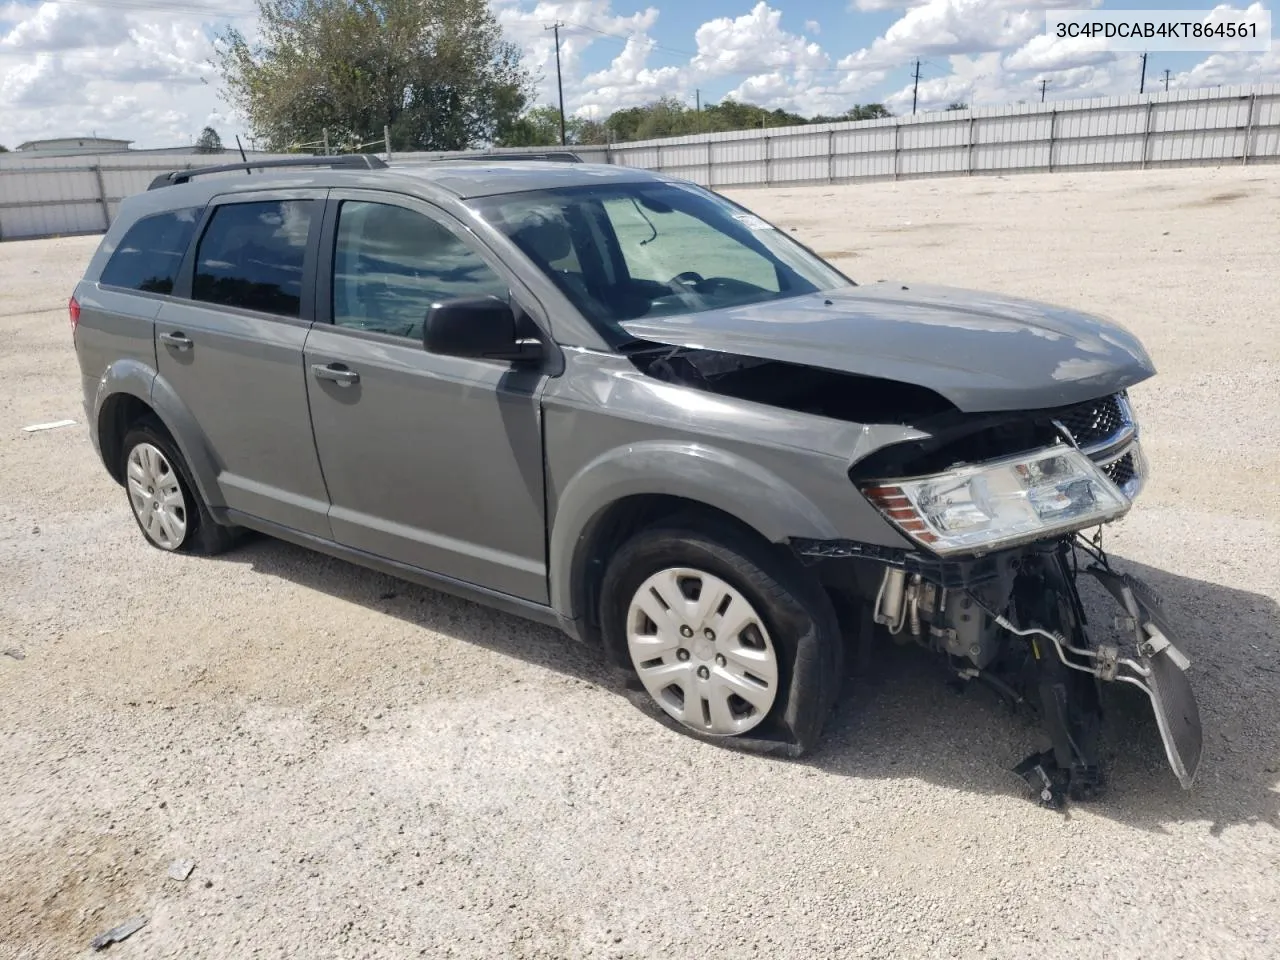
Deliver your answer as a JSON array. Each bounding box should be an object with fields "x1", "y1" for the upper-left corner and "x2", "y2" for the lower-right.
[
  {"x1": 1040, "y1": 78, "x2": 1048, "y2": 102},
  {"x1": 1139, "y1": 52, "x2": 1148, "y2": 94},
  {"x1": 1162, "y1": 69, "x2": 1172, "y2": 92},
  {"x1": 911, "y1": 59, "x2": 922, "y2": 114},
  {"x1": 544, "y1": 22, "x2": 566, "y2": 146}
]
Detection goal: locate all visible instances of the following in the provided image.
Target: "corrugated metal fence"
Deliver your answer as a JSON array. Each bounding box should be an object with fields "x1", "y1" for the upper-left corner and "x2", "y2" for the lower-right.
[
  {"x1": 607, "y1": 83, "x2": 1280, "y2": 188},
  {"x1": 3, "y1": 84, "x2": 1277, "y2": 241},
  {"x1": 0, "y1": 152, "x2": 296, "y2": 241}
]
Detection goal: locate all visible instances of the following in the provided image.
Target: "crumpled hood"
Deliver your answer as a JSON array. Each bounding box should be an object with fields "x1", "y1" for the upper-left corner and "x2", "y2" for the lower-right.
[{"x1": 618, "y1": 283, "x2": 1156, "y2": 412}]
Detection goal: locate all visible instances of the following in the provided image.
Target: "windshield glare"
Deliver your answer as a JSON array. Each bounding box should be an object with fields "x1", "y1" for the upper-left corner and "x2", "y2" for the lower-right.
[{"x1": 472, "y1": 181, "x2": 851, "y2": 336}]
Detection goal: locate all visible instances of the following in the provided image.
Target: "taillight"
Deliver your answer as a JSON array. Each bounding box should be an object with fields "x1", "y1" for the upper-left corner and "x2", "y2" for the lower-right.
[{"x1": 69, "y1": 296, "x2": 81, "y2": 333}]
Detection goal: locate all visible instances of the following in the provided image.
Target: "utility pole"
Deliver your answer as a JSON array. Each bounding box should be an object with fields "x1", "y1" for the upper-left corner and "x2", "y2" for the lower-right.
[
  {"x1": 1039, "y1": 78, "x2": 1048, "y2": 102},
  {"x1": 1139, "y1": 52, "x2": 1148, "y2": 94},
  {"x1": 1162, "y1": 69, "x2": 1172, "y2": 92},
  {"x1": 545, "y1": 22, "x2": 567, "y2": 146},
  {"x1": 911, "y1": 59, "x2": 922, "y2": 115}
]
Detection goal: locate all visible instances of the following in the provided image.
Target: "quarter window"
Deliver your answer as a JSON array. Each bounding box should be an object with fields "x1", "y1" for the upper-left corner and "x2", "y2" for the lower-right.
[
  {"x1": 99, "y1": 207, "x2": 202, "y2": 294},
  {"x1": 332, "y1": 201, "x2": 509, "y2": 340},
  {"x1": 193, "y1": 200, "x2": 316, "y2": 317}
]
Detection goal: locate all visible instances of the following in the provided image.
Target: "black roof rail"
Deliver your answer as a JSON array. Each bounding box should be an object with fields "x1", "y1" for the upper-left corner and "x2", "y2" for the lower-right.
[{"x1": 147, "y1": 154, "x2": 388, "y2": 190}]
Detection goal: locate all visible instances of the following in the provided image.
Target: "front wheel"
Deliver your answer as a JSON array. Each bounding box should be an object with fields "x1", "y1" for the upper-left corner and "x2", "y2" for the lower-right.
[{"x1": 599, "y1": 522, "x2": 843, "y2": 756}]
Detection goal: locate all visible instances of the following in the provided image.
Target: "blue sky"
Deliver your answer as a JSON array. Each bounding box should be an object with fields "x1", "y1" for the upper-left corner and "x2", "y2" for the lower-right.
[{"x1": 1, "y1": 0, "x2": 1276, "y2": 148}]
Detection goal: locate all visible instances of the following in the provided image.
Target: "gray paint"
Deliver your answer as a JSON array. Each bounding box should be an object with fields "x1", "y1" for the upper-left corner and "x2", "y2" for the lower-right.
[
  {"x1": 155, "y1": 298, "x2": 333, "y2": 538},
  {"x1": 303, "y1": 323, "x2": 551, "y2": 603},
  {"x1": 619, "y1": 283, "x2": 1156, "y2": 413},
  {"x1": 75, "y1": 162, "x2": 1154, "y2": 633}
]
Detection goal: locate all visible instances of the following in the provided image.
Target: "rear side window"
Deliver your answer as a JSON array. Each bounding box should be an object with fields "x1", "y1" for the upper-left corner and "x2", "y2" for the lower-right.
[
  {"x1": 99, "y1": 207, "x2": 201, "y2": 294},
  {"x1": 193, "y1": 200, "x2": 316, "y2": 317}
]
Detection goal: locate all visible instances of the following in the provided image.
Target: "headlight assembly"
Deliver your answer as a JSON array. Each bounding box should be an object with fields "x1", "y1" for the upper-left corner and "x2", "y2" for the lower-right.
[{"x1": 861, "y1": 445, "x2": 1131, "y2": 557}]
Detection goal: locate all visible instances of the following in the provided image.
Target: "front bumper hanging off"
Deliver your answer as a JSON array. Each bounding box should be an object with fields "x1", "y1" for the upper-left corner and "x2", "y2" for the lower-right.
[
  {"x1": 1086, "y1": 566, "x2": 1203, "y2": 788},
  {"x1": 995, "y1": 561, "x2": 1203, "y2": 790}
]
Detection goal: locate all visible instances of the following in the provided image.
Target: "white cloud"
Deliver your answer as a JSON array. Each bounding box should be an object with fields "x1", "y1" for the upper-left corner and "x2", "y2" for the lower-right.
[
  {"x1": 0, "y1": 1, "x2": 130, "y2": 50},
  {"x1": 494, "y1": 0, "x2": 661, "y2": 109},
  {"x1": 565, "y1": 2, "x2": 852, "y2": 118},
  {"x1": 804, "y1": 19, "x2": 821, "y2": 35},
  {"x1": 0, "y1": 1, "x2": 251, "y2": 148},
  {"x1": 691, "y1": 2, "x2": 828, "y2": 79}
]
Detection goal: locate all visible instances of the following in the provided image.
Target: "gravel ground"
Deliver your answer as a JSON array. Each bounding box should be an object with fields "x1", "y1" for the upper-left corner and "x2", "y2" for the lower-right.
[{"x1": 2, "y1": 165, "x2": 1278, "y2": 960}]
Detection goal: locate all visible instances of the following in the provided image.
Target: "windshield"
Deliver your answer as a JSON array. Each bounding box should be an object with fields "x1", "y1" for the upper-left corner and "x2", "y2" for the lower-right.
[{"x1": 470, "y1": 181, "x2": 852, "y2": 338}]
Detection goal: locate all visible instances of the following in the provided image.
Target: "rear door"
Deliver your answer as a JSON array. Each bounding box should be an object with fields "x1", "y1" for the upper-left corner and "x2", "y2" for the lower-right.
[
  {"x1": 155, "y1": 189, "x2": 332, "y2": 537},
  {"x1": 302, "y1": 190, "x2": 551, "y2": 602}
]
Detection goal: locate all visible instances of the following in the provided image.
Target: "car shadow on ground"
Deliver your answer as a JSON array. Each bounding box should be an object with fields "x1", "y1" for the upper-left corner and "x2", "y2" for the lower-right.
[{"x1": 219, "y1": 537, "x2": 1280, "y2": 834}]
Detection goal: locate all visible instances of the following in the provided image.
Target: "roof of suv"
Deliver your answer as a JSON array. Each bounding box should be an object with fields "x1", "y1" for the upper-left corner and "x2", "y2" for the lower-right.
[{"x1": 135, "y1": 159, "x2": 667, "y2": 215}]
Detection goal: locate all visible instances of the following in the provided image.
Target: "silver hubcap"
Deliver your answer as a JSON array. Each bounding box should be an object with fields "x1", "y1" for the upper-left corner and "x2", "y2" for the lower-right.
[
  {"x1": 126, "y1": 442, "x2": 187, "y2": 550},
  {"x1": 626, "y1": 567, "x2": 779, "y2": 737}
]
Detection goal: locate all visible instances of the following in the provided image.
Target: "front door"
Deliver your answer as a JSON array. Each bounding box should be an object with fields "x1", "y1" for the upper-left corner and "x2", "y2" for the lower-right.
[
  {"x1": 156, "y1": 190, "x2": 332, "y2": 537},
  {"x1": 302, "y1": 192, "x2": 550, "y2": 603}
]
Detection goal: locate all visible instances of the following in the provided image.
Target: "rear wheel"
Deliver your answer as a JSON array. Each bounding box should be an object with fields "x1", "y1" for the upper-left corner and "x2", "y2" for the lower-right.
[
  {"x1": 121, "y1": 420, "x2": 237, "y2": 556},
  {"x1": 600, "y1": 522, "x2": 843, "y2": 756}
]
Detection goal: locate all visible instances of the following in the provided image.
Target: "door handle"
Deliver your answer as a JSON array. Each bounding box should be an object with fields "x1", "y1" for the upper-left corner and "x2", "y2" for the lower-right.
[
  {"x1": 160, "y1": 331, "x2": 193, "y2": 351},
  {"x1": 311, "y1": 362, "x2": 360, "y2": 386}
]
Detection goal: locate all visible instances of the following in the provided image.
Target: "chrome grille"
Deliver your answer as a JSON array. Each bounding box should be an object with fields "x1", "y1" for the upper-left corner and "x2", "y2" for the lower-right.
[
  {"x1": 1055, "y1": 393, "x2": 1129, "y2": 449},
  {"x1": 1101, "y1": 452, "x2": 1137, "y2": 490}
]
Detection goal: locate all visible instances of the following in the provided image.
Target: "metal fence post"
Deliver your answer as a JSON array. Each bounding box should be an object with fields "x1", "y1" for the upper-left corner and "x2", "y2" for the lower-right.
[
  {"x1": 1141, "y1": 100, "x2": 1155, "y2": 170},
  {"x1": 656, "y1": 143, "x2": 664, "y2": 173},
  {"x1": 893, "y1": 122, "x2": 901, "y2": 181},
  {"x1": 92, "y1": 164, "x2": 111, "y2": 231},
  {"x1": 764, "y1": 135, "x2": 772, "y2": 186},
  {"x1": 1048, "y1": 110, "x2": 1057, "y2": 172},
  {"x1": 384, "y1": 125, "x2": 392, "y2": 163},
  {"x1": 968, "y1": 115, "x2": 976, "y2": 175},
  {"x1": 827, "y1": 129, "x2": 835, "y2": 183},
  {"x1": 1242, "y1": 93, "x2": 1257, "y2": 165},
  {"x1": 706, "y1": 139, "x2": 713, "y2": 187}
]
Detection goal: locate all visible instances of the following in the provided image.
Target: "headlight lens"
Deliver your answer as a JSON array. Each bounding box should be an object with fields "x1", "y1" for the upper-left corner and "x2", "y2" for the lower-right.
[{"x1": 862, "y1": 445, "x2": 1131, "y2": 556}]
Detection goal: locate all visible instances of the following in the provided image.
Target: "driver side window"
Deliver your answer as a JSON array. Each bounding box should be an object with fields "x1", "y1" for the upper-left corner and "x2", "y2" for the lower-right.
[
  {"x1": 601, "y1": 198, "x2": 780, "y2": 293},
  {"x1": 332, "y1": 201, "x2": 509, "y2": 340}
]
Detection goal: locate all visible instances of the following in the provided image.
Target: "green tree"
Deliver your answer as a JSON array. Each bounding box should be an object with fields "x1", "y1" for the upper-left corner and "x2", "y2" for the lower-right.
[
  {"x1": 216, "y1": 0, "x2": 532, "y2": 153},
  {"x1": 846, "y1": 103, "x2": 893, "y2": 120},
  {"x1": 495, "y1": 106, "x2": 611, "y2": 148},
  {"x1": 194, "y1": 126, "x2": 224, "y2": 153},
  {"x1": 702, "y1": 98, "x2": 806, "y2": 132},
  {"x1": 809, "y1": 104, "x2": 893, "y2": 124},
  {"x1": 495, "y1": 105, "x2": 563, "y2": 147},
  {"x1": 0, "y1": 144, "x2": 8, "y2": 153},
  {"x1": 945, "y1": 102, "x2": 969, "y2": 111}
]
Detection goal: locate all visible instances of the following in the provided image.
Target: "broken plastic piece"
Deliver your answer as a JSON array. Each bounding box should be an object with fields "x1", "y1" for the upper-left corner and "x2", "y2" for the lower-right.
[{"x1": 90, "y1": 915, "x2": 148, "y2": 950}]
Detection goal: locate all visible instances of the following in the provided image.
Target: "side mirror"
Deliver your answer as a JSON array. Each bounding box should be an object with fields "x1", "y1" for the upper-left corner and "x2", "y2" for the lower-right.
[{"x1": 423, "y1": 296, "x2": 542, "y2": 363}]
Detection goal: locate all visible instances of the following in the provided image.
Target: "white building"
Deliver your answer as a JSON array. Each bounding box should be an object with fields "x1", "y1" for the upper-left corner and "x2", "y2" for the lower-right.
[{"x1": 14, "y1": 137, "x2": 134, "y2": 157}]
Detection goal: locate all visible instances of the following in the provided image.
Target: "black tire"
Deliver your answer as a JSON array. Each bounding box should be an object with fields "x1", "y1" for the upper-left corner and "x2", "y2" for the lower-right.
[
  {"x1": 120, "y1": 419, "x2": 238, "y2": 556},
  {"x1": 599, "y1": 519, "x2": 844, "y2": 757}
]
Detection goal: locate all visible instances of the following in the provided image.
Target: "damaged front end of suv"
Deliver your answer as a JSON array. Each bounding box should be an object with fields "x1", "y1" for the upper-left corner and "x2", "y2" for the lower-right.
[{"x1": 627, "y1": 339, "x2": 1201, "y2": 805}]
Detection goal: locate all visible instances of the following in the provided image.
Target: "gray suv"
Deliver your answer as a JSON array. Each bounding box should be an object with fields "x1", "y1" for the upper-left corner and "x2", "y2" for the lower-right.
[{"x1": 72, "y1": 155, "x2": 1201, "y2": 805}]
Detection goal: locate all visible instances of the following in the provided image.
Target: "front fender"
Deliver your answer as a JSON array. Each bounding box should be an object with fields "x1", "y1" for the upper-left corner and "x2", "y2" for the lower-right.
[{"x1": 548, "y1": 440, "x2": 842, "y2": 622}]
